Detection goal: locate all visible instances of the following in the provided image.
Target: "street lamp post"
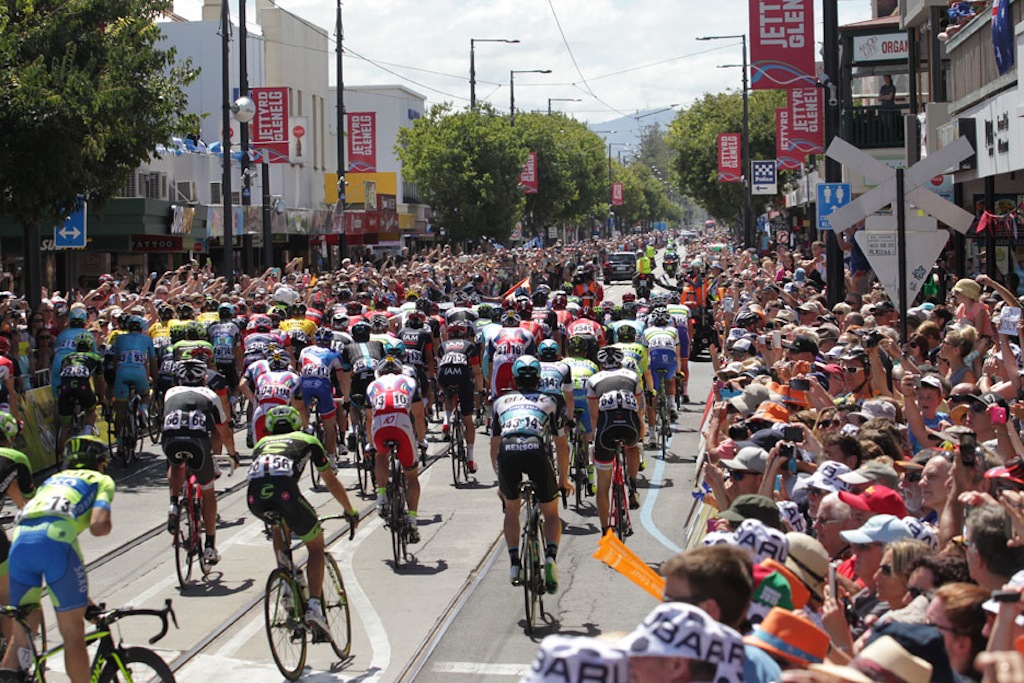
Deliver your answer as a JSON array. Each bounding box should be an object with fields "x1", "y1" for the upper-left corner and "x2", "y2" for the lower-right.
[
  {"x1": 608, "y1": 141, "x2": 629, "y2": 236},
  {"x1": 510, "y1": 69, "x2": 552, "y2": 126},
  {"x1": 697, "y1": 34, "x2": 752, "y2": 249},
  {"x1": 547, "y1": 97, "x2": 581, "y2": 115},
  {"x1": 335, "y1": 0, "x2": 346, "y2": 263},
  {"x1": 470, "y1": 38, "x2": 519, "y2": 110}
]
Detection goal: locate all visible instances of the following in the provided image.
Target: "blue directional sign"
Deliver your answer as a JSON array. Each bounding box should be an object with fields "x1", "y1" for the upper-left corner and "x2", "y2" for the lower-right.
[
  {"x1": 816, "y1": 182, "x2": 851, "y2": 231},
  {"x1": 55, "y1": 197, "x2": 87, "y2": 249},
  {"x1": 751, "y1": 160, "x2": 777, "y2": 195}
]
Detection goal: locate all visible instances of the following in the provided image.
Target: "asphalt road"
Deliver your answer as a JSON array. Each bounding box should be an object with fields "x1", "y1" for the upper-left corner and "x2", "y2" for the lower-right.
[{"x1": 23, "y1": 263, "x2": 711, "y2": 683}]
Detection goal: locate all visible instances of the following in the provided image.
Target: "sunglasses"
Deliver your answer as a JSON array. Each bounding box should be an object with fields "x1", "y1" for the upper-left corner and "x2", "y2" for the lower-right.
[
  {"x1": 904, "y1": 470, "x2": 923, "y2": 483},
  {"x1": 841, "y1": 366, "x2": 864, "y2": 374},
  {"x1": 818, "y1": 418, "x2": 841, "y2": 428},
  {"x1": 728, "y1": 470, "x2": 747, "y2": 482}
]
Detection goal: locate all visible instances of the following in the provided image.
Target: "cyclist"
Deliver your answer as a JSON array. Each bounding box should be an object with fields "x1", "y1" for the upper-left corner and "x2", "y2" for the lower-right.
[
  {"x1": 171, "y1": 320, "x2": 214, "y2": 362},
  {"x1": 188, "y1": 346, "x2": 240, "y2": 471},
  {"x1": 162, "y1": 359, "x2": 226, "y2": 564},
  {"x1": 207, "y1": 303, "x2": 243, "y2": 396},
  {"x1": 564, "y1": 335, "x2": 599, "y2": 492},
  {"x1": 396, "y1": 310, "x2": 437, "y2": 422},
  {"x1": 243, "y1": 348, "x2": 303, "y2": 444},
  {"x1": 491, "y1": 355, "x2": 569, "y2": 593},
  {"x1": 368, "y1": 356, "x2": 425, "y2": 544},
  {"x1": 0, "y1": 413, "x2": 35, "y2": 621},
  {"x1": 50, "y1": 305, "x2": 89, "y2": 400},
  {"x1": 246, "y1": 405, "x2": 359, "y2": 634},
  {"x1": 665, "y1": 301, "x2": 692, "y2": 404},
  {"x1": 5, "y1": 435, "x2": 113, "y2": 683},
  {"x1": 436, "y1": 320, "x2": 483, "y2": 473},
  {"x1": 147, "y1": 304, "x2": 176, "y2": 354},
  {"x1": 587, "y1": 346, "x2": 643, "y2": 530},
  {"x1": 565, "y1": 306, "x2": 605, "y2": 366},
  {"x1": 110, "y1": 315, "x2": 157, "y2": 447},
  {"x1": 643, "y1": 308, "x2": 681, "y2": 446},
  {"x1": 280, "y1": 303, "x2": 316, "y2": 357},
  {"x1": 339, "y1": 321, "x2": 385, "y2": 449},
  {"x1": 536, "y1": 340, "x2": 574, "y2": 426},
  {"x1": 56, "y1": 333, "x2": 106, "y2": 457},
  {"x1": 486, "y1": 310, "x2": 536, "y2": 400},
  {"x1": 634, "y1": 250, "x2": 654, "y2": 297},
  {"x1": 611, "y1": 323, "x2": 653, "y2": 463},
  {"x1": 298, "y1": 328, "x2": 346, "y2": 465}
]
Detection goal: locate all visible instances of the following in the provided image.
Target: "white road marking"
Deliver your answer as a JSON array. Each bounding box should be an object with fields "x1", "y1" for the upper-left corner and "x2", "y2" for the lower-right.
[
  {"x1": 334, "y1": 516, "x2": 389, "y2": 681},
  {"x1": 431, "y1": 661, "x2": 529, "y2": 676}
]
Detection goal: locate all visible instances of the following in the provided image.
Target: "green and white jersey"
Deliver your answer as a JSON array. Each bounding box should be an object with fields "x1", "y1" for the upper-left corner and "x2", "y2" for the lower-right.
[{"x1": 18, "y1": 469, "x2": 115, "y2": 537}]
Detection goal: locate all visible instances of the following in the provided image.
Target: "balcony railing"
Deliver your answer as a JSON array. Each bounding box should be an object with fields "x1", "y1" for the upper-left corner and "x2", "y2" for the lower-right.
[
  {"x1": 842, "y1": 105, "x2": 908, "y2": 148},
  {"x1": 946, "y1": 0, "x2": 1021, "y2": 113}
]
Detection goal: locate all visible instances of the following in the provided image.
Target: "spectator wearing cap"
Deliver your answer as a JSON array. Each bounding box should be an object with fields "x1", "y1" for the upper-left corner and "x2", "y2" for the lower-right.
[
  {"x1": 925, "y1": 582, "x2": 990, "y2": 678},
  {"x1": 872, "y1": 299, "x2": 899, "y2": 328},
  {"x1": 785, "y1": 334, "x2": 819, "y2": 363},
  {"x1": 838, "y1": 515, "x2": 913, "y2": 630},
  {"x1": 619, "y1": 602, "x2": 745, "y2": 683},
  {"x1": 899, "y1": 372, "x2": 950, "y2": 455},
  {"x1": 803, "y1": 461, "x2": 852, "y2": 519},
  {"x1": 839, "y1": 463, "x2": 901, "y2": 496},
  {"x1": 964, "y1": 505, "x2": 1024, "y2": 592},
  {"x1": 718, "y1": 494, "x2": 784, "y2": 531},
  {"x1": 659, "y1": 546, "x2": 783, "y2": 683},
  {"x1": 520, "y1": 634, "x2": 628, "y2": 683},
  {"x1": 706, "y1": 445, "x2": 768, "y2": 510},
  {"x1": 784, "y1": 532, "x2": 829, "y2": 610}
]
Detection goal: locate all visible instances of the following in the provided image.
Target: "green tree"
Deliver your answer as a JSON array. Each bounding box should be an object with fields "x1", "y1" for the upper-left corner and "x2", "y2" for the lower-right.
[
  {"x1": 397, "y1": 104, "x2": 525, "y2": 243},
  {"x1": 1, "y1": 0, "x2": 198, "y2": 305},
  {"x1": 665, "y1": 90, "x2": 786, "y2": 222}
]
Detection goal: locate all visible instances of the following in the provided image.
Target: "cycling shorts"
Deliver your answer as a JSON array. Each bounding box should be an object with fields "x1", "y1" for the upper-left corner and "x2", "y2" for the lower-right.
[
  {"x1": 217, "y1": 363, "x2": 240, "y2": 391},
  {"x1": 490, "y1": 362, "x2": 515, "y2": 400},
  {"x1": 162, "y1": 437, "x2": 216, "y2": 487},
  {"x1": 113, "y1": 367, "x2": 149, "y2": 401},
  {"x1": 247, "y1": 476, "x2": 321, "y2": 543},
  {"x1": 572, "y1": 394, "x2": 592, "y2": 434},
  {"x1": 648, "y1": 349, "x2": 679, "y2": 391},
  {"x1": 593, "y1": 409, "x2": 641, "y2": 466},
  {"x1": 300, "y1": 377, "x2": 337, "y2": 418},
  {"x1": 438, "y1": 366, "x2": 474, "y2": 414},
  {"x1": 372, "y1": 411, "x2": 417, "y2": 469},
  {"x1": 677, "y1": 327, "x2": 691, "y2": 358},
  {"x1": 496, "y1": 435, "x2": 559, "y2": 504},
  {"x1": 156, "y1": 373, "x2": 175, "y2": 395},
  {"x1": 57, "y1": 386, "x2": 97, "y2": 419},
  {"x1": 350, "y1": 373, "x2": 375, "y2": 403},
  {"x1": 9, "y1": 519, "x2": 88, "y2": 612}
]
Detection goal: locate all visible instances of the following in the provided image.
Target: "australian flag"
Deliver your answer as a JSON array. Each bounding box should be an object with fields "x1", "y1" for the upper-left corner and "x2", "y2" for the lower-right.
[{"x1": 992, "y1": 0, "x2": 1014, "y2": 75}]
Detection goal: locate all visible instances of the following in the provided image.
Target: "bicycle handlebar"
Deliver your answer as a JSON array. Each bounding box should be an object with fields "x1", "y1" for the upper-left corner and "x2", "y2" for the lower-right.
[{"x1": 88, "y1": 598, "x2": 178, "y2": 645}]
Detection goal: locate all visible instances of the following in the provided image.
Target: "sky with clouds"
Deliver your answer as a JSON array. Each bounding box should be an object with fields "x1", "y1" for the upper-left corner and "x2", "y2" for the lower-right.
[{"x1": 173, "y1": 0, "x2": 872, "y2": 125}]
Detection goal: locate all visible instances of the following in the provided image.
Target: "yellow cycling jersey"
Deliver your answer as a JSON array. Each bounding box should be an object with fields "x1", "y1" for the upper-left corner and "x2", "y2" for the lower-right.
[
  {"x1": 280, "y1": 317, "x2": 317, "y2": 340},
  {"x1": 149, "y1": 321, "x2": 171, "y2": 342},
  {"x1": 197, "y1": 312, "x2": 219, "y2": 325},
  {"x1": 105, "y1": 329, "x2": 127, "y2": 347},
  {"x1": 612, "y1": 342, "x2": 650, "y2": 377}
]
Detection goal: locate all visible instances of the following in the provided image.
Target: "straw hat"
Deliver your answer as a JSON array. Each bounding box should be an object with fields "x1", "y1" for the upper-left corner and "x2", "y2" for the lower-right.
[{"x1": 810, "y1": 635, "x2": 932, "y2": 683}]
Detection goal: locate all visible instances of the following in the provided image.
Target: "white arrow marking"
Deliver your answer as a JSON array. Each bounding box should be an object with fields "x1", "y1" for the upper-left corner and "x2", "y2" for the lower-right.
[{"x1": 59, "y1": 226, "x2": 81, "y2": 240}]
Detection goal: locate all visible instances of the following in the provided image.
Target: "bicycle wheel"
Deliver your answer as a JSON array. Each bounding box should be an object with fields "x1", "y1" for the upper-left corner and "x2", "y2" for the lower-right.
[
  {"x1": 571, "y1": 435, "x2": 586, "y2": 511},
  {"x1": 173, "y1": 502, "x2": 195, "y2": 588},
  {"x1": 147, "y1": 398, "x2": 161, "y2": 445},
  {"x1": 389, "y1": 452, "x2": 407, "y2": 567},
  {"x1": 450, "y1": 413, "x2": 464, "y2": 486},
  {"x1": 264, "y1": 569, "x2": 307, "y2": 681},
  {"x1": 322, "y1": 555, "x2": 352, "y2": 659},
  {"x1": 612, "y1": 481, "x2": 629, "y2": 542},
  {"x1": 354, "y1": 421, "x2": 370, "y2": 496},
  {"x1": 520, "y1": 502, "x2": 541, "y2": 634},
  {"x1": 455, "y1": 420, "x2": 468, "y2": 482},
  {"x1": 98, "y1": 645, "x2": 175, "y2": 682}
]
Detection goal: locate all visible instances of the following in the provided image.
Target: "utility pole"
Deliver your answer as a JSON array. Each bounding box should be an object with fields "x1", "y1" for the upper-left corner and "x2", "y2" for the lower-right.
[
  {"x1": 823, "y1": 0, "x2": 845, "y2": 306},
  {"x1": 336, "y1": 0, "x2": 347, "y2": 260}
]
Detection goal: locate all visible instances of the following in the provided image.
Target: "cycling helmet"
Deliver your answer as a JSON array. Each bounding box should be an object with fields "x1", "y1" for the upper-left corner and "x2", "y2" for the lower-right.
[
  {"x1": 250, "y1": 301, "x2": 268, "y2": 314},
  {"x1": 158, "y1": 305, "x2": 175, "y2": 321},
  {"x1": 0, "y1": 412, "x2": 19, "y2": 440},
  {"x1": 415, "y1": 298, "x2": 433, "y2": 314},
  {"x1": 567, "y1": 335, "x2": 588, "y2": 357},
  {"x1": 69, "y1": 308, "x2": 87, "y2": 327},
  {"x1": 373, "y1": 295, "x2": 389, "y2": 310},
  {"x1": 266, "y1": 405, "x2": 302, "y2": 435},
  {"x1": 551, "y1": 292, "x2": 568, "y2": 310},
  {"x1": 315, "y1": 327, "x2": 334, "y2": 346},
  {"x1": 336, "y1": 288, "x2": 353, "y2": 303},
  {"x1": 448, "y1": 321, "x2": 470, "y2": 339},
  {"x1": 74, "y1": 333, "x2": 95, "y2": 352},
  {"x1": 531, "y1": 290, "x2": 549, "y2": 308},
  {"x1": 622, "y1": 301, "x2": 638, "y2": 317},
  {"x1": 501, "y1": 310, "x2": 521, "y2": 328},
  {"x1": 477, "y1": 304, "x2": 493, "y2": 320},
  {"x1": 249, "y1": 315, "x2": 273, "y2": 333},
  {"x1": 376, "y1": 355, "x2": 404, "y2": 377},
  {"x1": 649, "y1": 309, "x2": 671, "y2": 327},
  {"x1": 537, "y1": 339, "x2": 561, "y2": 362},
  {"x1": 368, "y1": 313, "x2": 390, "y2": 333},
  {"x1": 64, "y1": 435, "x2": 110, "y2": 470},
  {"x1": 185, "y1": 320, "x2": 206, "y2": 341},
  {"x1": 330, "y1": 312, "x2": 348, "y2": 330},
  {"x1": 268, "y1": 350, "x2": 289, "y2": 371},
  {"x1": 535, "y1": 284, "x2": 551, "y2": 296},
  {"x1": 218, "y1": 303, "x2": 235, "y2": 319},
  {"x1": 405, "y1": 288, "x2": 420, "y2": 302},
  {"x1": 617, "y1": 324, "x2": 638, "y2": 343},
  {"x1": 515, "y1": 297, "x2": 533, "y2": 316},
  {"x1": 597, "y1": 346, "x2": 624, "y2": 370},
  {"x1": 175, "y1": 359, "x2": 208, "y2": 386},
  {"x1": 383, "y1": 339, "x2": 407, "y2": 361},
  {"x1": 350, "y1": 321, "x2": 371, "y2": 343},
  {"x1": 406, "y1": 310, "x2": 426, "y2": 329},
  {"x1": 289, "y1": 303, "x2": 307, "y2": 318},
  {"x1": 622, "y1": 291, "x2": 636, "y2": 304},
  {"x1": 202, "y1": 298, "x2": 218, "y2": 313},
  {"x1": 512, "y1": 355, "x2": 541, "y2": 387},
  {"x1": 176, "y1": 303, "x2": 195, "y2": 320},
  {"x1": 126, "y1": 315, "x2": 144, "y2": 332},
  {"x1": 186, "y1": 346, "x2": 214, "y2": 364},
  {"x1": 345, "y1": 301, "x2": 363, "y2": 315}
]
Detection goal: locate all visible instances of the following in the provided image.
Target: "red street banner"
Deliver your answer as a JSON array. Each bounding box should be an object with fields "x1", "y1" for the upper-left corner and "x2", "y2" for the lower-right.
[
  {"x1": 611, "y1": 182, "x2": 624, "y2": 206},
  {"x1": 749, "y1": 0, "x2": 816, "y2": 90},
  {"x1": 519, "y1": 151, "x2": 539, "y2": 194},
  {"x1": 717, "y1": 133, "x2": 742, "y2": 182},
  {"x1": 788, "y1": 87, "x2": 824, "y2": 155},
  {"x1": 776, "y1": 108, "x2": 803, "y2": 170},
  {"x1": 347, "y1": 113, "x2": 377, "y2": 172},
  {"x1": 250, "y1": 87, "x2": 289, "y2": 163}
]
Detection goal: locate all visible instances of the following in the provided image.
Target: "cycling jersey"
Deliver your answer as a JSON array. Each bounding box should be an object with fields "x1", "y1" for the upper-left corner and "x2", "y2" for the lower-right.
[
  {"x1": 486, "y1": 327, "x2": 536, "y2": 399},
  {"x1": 242, "y1": 331, "x2": 286, "y2": 369},
  {"x1": 279, "y1": 317, "x2": 316, "y2": 354},
  {"x1": 612, "y1": 342, "x2": 650, "y2": 380},
  {"x1": 248, "y1": 431, "x2": 329, "y2": 481},
  {"x1": 608, "y1": 320, "x2": 646, "y2": 344},
  {"x1": 491, "y1": 391, "x2": 564, "y2": 440},
  {"x1": 170, "y1": 339, "x2": 215, "y2": 362},
  {"x1": 644, "y1": 325, "x2": 680, "y2": 390},
  {"x1": 251, "y1": 370, "x2": 301, "y2": 442},
  {"x1": 111, "y1": 331, "x2": 155, "y2": 400},
  {"x1": 538, "y1": 360, "x2": 572, "y2": 401},
  {"x1": 298, "y1": 345, "x2": 343, "y2": 418},
  {"x1": 586, "y1": 368, "x2": 642, "y2": 464},
  {"x1": 57, "y1": 351, "x2": 103, "y2": 417},
  {"x1": 367, "y1": 373, "x2": 419, "y2": 469},
  {"x1": 397, "y1": 326, "x2": 434, "y2": 373},
  {"x1": 148, "y1": 321, "x2": 173, "y2": 352},
  {"x1": 437, "y1": 338, "x2": 479, "y2": 412},
  {"x1": 492, "y1": 391, "x2": 564, "y2": 503},
  {"x1": 10, "y1": 468, "x2": 114, "y2": 611},
  {"x1": 565, "y1": 357, "x2": 598, "y2": 434},
  {"x1": 207, "y1": 321, "x2": 241, "y2": 367},
  {"x1": 161, "y1": 385, "x2": 227, "y2": 485},
  {"x1": 50, "y1": 326, "x2": 87, "y2": 397},
  {"x1": 341, "y1": 340, "x2": 385, "y2": 399},
  {"x1": 0, "y1": 447, "x2": 34, "y2": 567}
]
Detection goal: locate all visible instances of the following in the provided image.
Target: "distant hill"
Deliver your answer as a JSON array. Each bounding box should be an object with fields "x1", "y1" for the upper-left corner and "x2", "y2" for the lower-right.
[{"x1": 586, "y1": 108, "x2": 679, "y2": 147}]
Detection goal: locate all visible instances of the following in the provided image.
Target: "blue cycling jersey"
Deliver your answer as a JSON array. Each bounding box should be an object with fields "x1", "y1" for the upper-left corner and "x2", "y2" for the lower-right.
[{"x1": 112, "y1": 332, "x2": 155, "y2": 369}]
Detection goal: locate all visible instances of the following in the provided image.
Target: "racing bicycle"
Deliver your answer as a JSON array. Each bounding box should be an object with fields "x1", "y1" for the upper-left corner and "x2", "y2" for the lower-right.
[
  {"x1": 262, "y1": 514, "x2": 353, "y2": 681},
  {"x1": 654, "y1": 369, "x2": 673, "y2": 459},
  {"x1": 516, "y1": 481, "x2": 546, "y2": 635},
  {"x1": 568, "y1": 409, "x2": 591, "y2": 512},
  {"x1": 173, "y1": 472, "x2": 214, "y2": 588},
  {"x1": 609, "y1": 438, "x2": 634, "y2": 542},
  {"x1": 445, "y1": 386, "x2": 470, "y2": 486},
  {"x1": 307, "y1": 398, "x2": 327, "y2": 490},
  {"x1": 349, "y1": 395, "x2": 374, "y2": 496},
  {"x1": 382, "y1": 440, "x2": 411, "y2": 568}
]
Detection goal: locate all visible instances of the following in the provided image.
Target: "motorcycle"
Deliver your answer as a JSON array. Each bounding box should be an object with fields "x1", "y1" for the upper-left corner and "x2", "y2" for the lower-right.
[
  {"x1": 634, "y1": 273, "x2": 653, "y2": 300},
  {"x1": 663, "y1": 255, "x2": 679, "y2": 278}
]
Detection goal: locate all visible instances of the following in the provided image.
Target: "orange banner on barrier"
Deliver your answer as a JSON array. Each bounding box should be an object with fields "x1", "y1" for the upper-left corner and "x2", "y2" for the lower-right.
[{"x1": 593, "y1": 530, "x2": 665, "y2": 601}]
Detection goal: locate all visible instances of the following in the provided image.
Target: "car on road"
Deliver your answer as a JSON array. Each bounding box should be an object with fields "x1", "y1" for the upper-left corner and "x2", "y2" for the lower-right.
[{"x1": 603, "y1": 252, "x2": 636, "y2": 283}]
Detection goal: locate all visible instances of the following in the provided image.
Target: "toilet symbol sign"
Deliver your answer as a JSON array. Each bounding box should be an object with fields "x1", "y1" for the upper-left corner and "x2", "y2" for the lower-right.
[{"x1": 817, "y1": 183, "x2": 851, "y2": 231}]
